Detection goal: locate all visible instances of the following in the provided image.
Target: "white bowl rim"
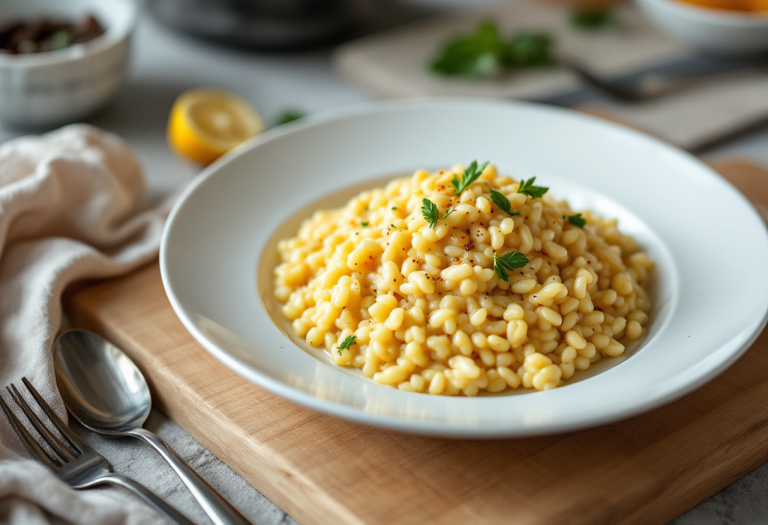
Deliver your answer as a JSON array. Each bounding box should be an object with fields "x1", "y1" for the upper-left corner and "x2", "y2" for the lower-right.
[
  {"x1": 160, "y1": 97, "x2": 768, "y2": 437},
  {"x1": 0, "y1": 0, "x2": 138, "y2": 67},
  {"x1": 639, "y1": 0, "x2": 768, "y2": 25}
]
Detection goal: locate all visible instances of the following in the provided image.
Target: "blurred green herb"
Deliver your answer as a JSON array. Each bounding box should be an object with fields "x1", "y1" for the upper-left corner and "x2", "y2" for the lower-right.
[
  {"x1": 489, "y1": 189, "x2": 521, "y2": 217},
  {"x1": 494, "y1": 251, "x2": 529, "y2": 282},
  {"x1": 338, "y1": 335, "x2": 357, "y2": 355},
  {"x1": 517, "y1": 177, "x2": 549, "y2": 199},
  {"x1": 571, "y1": 7, "x2": 614, "y2": 30},
  {"x1": 430, "y1": 21, "x2": 554, "y2": 79},
  {"x1": 506, "y1": 32, "x2": 555, "y2": 67},
  {"x1": 274, "y1": 109, "x2": 306, "y2": 126},
  {"x1": 451, "y1": 160, "x2": 489, "y2": 195},
  {"x1": 49, "y1": 30, "x2": 74, "y2": 51},
  {"x1": 361, "y1": 221, "x2": 369, "y2": 227},
  {"x1": 421, "y1": 198, "x2": 453, "y2": 229},
  {"x1": 568, "y1": 213, "x2": 586, "y2": 228}
]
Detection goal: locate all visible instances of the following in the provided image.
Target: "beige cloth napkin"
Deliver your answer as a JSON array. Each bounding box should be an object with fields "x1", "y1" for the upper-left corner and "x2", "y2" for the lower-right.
[{"x1": 0, "y1": 125, "x2": 172, "y2": 525}]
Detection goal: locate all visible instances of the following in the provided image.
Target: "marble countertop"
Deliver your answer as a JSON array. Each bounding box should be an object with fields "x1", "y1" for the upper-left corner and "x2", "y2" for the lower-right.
[{"x1": 3, "y1": 6, "x2": 768, "y2": 525}]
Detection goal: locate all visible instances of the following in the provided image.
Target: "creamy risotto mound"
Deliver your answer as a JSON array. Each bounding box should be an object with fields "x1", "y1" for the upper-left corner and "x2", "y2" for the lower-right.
[{"x1": 274, "y1": 162, "x2": 653, "y2": 395}]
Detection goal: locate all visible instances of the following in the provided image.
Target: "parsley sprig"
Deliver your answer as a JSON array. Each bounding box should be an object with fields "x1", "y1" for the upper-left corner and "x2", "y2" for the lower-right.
[
  {"x1": 274, "y1": 109, "x2": 306, "y2": 126},
  {"x1": 571, "y1": 7, "x2": 614, "y2": 30},
  {"x1": 338, "y1": 335, "x2": 357, "y2": 355},
  {"x1": 489, "y1": 189, "x2": 521, "y2": 217},
  {"x1": 493, "y1": 251, "x2": 529, "y2": 282},
  {"x1": 421, "y1": 198, "x2": 453, "y2": 229},
  {"x1": 49, "y1": 30, "x2": 74, "y2": 51},
  {"x1": 430, "y1": 21, "x2": 555, "y2": 79},
  {"x1": 567, "y1": 213, "x2": 586, "y2": 228},
  {"x1": 451, "y1": 160, "x2": 489, "y2": 195},
  {"x1": 516, "y1": 177, "x2": 549, "y2": 199}
]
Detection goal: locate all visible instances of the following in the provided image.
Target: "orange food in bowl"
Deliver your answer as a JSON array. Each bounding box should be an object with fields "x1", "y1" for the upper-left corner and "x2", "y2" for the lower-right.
[
  {"x1": 747, "y1": 0, "x2": 768, "y2": 10},
  {"x1": 677, "y1": 0, "x2": 768, "y2": 11}
]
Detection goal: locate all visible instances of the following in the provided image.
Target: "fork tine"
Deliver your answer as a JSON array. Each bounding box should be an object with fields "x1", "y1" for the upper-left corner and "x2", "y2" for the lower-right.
[
  {"x1": 21, "y1": 377, "x2": 86, "y2": 453},
  {"x1": 0, "y1": 392, "x2": 60, "y2": 468},
  {"x1": 8, "y1": 384, "x2": 77, "y2": 463},
  {"x1": 569, "y1": 62, "x2": 640, "y2": 101}
]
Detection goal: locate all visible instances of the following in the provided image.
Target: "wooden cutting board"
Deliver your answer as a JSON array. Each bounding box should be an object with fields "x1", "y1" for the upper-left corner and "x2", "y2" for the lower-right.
[{"x1": 67, "y1": 159, "x2": 768, "y2": 525}]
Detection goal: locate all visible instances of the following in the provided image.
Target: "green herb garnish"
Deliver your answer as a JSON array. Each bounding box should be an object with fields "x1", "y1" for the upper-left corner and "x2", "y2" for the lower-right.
[
  {"x1": 338, "y1": 335, "x2": 357, "y2": 355},
  {"x1": 430, "y1": 21, "x2": 554, "y2": 79},
  {"x1": 516, "y1": 177, "x2": 549, "y2": 199},
  {"x1": 421, "y1": 198, "x2": 453, "y2": 229},
  {"x1": 274, "y1": 109, "x2": 306, "y2": 127},
  {"x1": 489, "y1": 189, "x2": 521, "y2": 217},
  {"x1": 391, "y1": 207, "x2": 397, "y2": 210},
  {"x1": 568, "y1": 213, "x2": 586, "y2": 228},
  {"x1": 48, "y1": 30, "x2": 74, "y2": 51},
  {"x1": 451, "y1": 160, "x2": 489, "y2": 195},
  {"x1": 571, "y1": 7, "x2": 614, "y2": 30},
  {"x1": 506, "y1": 32, "x2": 555, "y2": 67},
  {"x1": 361, "y1": 222, "x2": 369, "y2": 227},
  {"x1": 494, "y1": 251, "x2": 530, "y2": 282}
]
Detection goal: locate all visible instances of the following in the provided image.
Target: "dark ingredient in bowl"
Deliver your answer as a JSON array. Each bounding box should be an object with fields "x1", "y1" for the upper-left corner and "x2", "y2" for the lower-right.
[{"x1": 0, "y1": 15, "x2": 105, "y2": 55}]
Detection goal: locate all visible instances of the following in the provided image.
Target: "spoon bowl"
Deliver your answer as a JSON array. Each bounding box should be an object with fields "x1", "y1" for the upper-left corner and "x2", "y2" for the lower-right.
[{"x1": 54, "y1": 329, "x2": 151, "y2": 434}]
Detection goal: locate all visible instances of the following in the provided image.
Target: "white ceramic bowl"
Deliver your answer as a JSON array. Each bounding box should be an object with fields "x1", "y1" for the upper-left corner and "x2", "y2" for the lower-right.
[
  {"x1": 161, "y1": 99, "x2": 768, "y2": 438},
  {"x1": 0, "y1": 0, "x2": 137, "y2": 128},
  {"x1": 637, "y1": 0, "x2": 768, "y2": 54}
]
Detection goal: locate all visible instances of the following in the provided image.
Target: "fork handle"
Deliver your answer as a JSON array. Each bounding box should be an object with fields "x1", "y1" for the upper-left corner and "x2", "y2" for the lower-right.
[
  {"x1": 99, "y1": 473, "x2": 196, "y2": 525},
  {"x1": 127, "y1": 428, "x2": 253, "y2": 525}
]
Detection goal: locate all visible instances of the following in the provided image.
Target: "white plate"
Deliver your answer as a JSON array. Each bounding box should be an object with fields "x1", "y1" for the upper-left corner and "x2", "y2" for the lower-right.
[{"x1": 160, "y1": 99, "x2": 768, "y2": 438}]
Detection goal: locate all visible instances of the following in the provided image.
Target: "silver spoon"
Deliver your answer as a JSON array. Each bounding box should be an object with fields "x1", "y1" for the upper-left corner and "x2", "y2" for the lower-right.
[{"x1": 54, "y1": 329, "x2": 254, "y2": 525}]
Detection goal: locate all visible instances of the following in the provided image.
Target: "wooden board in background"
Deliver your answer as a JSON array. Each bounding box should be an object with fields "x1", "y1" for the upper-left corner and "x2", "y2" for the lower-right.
[
  {"x1": 68, "y1": 159, "x2": 768, "y2": 525},
  {"x1": 333, "y1": 1, "x2": 768, "y2": 152}
]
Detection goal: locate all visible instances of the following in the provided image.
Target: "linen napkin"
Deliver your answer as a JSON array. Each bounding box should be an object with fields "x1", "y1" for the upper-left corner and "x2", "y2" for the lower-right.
[{"x1": 0, "y1": 125, "x2": 173, "y2": 525}]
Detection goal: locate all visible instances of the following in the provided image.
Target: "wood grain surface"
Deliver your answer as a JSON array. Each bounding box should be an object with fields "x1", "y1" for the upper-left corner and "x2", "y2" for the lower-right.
[{"x1": 67, "y1": 159, "x2": 768, "y2": 525}]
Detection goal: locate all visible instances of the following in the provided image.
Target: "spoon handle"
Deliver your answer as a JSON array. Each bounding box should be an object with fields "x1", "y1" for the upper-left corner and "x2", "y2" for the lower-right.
[
  {"x1": 129, "y1": 427, "x2": 254, "y2": 525},
  {"x1": 99, "y1": 473, "x2": 197, "y2": 525}
]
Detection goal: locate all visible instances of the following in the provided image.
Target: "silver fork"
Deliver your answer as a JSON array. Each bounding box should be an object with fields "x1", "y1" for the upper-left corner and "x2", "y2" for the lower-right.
[
  {"x1": 567, "y1": 55, "x2": 768, "y2": 102},
  {"x1": 0, "y1": 378, "x2": 195, "y2": 525}
]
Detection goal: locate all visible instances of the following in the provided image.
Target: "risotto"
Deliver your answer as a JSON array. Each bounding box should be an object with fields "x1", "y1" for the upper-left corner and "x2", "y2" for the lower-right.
[{"x1": 273, "y1": 162, "x2": 653, "y2": 395}]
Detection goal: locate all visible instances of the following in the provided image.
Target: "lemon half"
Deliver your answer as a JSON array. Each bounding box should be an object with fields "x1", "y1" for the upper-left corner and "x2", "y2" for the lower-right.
[{"x1": 168, "y1": 88, "x2": 263, "y2": 166}]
